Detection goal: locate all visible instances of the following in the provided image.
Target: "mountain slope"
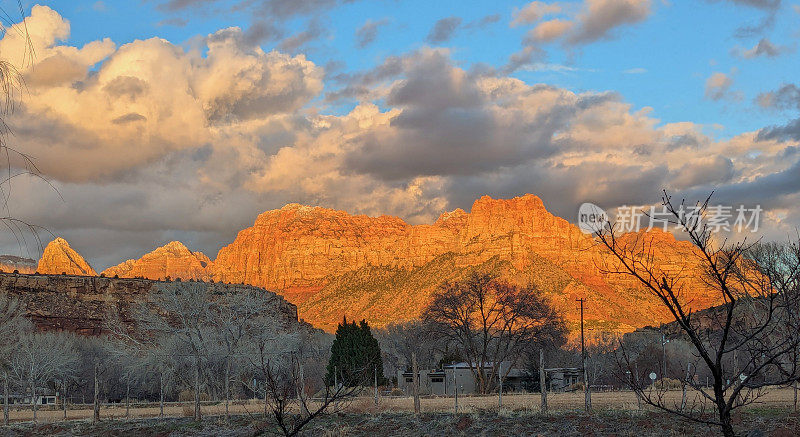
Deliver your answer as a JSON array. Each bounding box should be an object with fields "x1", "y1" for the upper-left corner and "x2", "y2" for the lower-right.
[
  {"x1": 102, "y1": 241, "x2": 212, "y2": 281},
  {"x1": 28, "y1": 194, "x2": 721, "y2": 334},
  {"x1": 214, "y1": 194, "x2": 719, "y2": 333},
  {"x1": 36, "y1": 238, "x2": 97, "y2": 276}
]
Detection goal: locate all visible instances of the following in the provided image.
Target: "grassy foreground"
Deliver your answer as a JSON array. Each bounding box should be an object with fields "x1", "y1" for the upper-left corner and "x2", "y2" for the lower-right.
[{"x1": 1, "y1": 409, "x2": 798, "y2": 436}]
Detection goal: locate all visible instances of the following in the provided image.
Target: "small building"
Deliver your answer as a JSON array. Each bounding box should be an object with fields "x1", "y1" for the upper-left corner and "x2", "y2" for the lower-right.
[
  {"x1": 3, "y1": 390, "x2": 60, "y2": 406},
  {"x1": 398, "y1": 362, "x2": 535, "y2": 395},
  {"x1": 544, "y1": 367, "x2": 582, "y2": 391}
]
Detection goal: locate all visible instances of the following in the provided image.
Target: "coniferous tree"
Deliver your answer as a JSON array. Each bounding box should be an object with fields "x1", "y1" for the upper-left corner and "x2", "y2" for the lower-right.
[{"x1": 325, "y1": 317, "x2": 385, "y2": 386}]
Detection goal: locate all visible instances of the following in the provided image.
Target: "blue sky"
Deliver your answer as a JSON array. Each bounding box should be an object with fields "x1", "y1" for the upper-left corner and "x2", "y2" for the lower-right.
[
  {"x1": 38, "y1": 0, "x2": 799, "y2": 138},
  {"x1": 1, "y1": 0, "x2": 799, "y2": 267}
]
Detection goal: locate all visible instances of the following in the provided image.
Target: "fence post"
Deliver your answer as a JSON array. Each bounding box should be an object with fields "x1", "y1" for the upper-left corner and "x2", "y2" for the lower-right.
[
  {"x1": 498, "y1": 362, "x2": 503, "y2": 408},
  {"x1": 3, "y1": 372, "x2": 9, "y2": 426},
  {"x1": 298, "y1": 359, "x2": 309, "y2": 417},
  {"x1": 539, "y1": 349, "x2": 547, "y2": 413},
  {"x1": 159, "y1": 371, "x2": 165, "y2": 419},
  {"x1": 63, "y1": 381, "x2": 68, "y2": 420},
  {"x1": 453, "y1": 364, "x2": 458, "y2": 414},
  {"x1": 412, "y1": 352, "x2": 420, "y2": 414},
  {"x1": 93, "y1": 361, "x2": 100, "y2": 424}
]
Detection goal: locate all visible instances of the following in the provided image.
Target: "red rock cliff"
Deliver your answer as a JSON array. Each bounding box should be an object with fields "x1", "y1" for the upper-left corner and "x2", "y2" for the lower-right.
[
  {"x1": 36, "y1": 237, "x2": 97, "y2": 276},
  {"x1": 102, "y1": 241, "x2": 213, "y2": 281}
]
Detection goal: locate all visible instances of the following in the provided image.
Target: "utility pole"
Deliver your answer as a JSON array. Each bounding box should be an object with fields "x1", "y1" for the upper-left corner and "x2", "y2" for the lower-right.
[
  {"x1": 680, "y1": 362, "x2": 692, "y2": 412},
  {"x1": 298, "y1": 359, "x2": 309, "y2": 417},
  {"x1": 412, "y1": 352, "x2": 420, "y2": 414},
  {"x1": 661, "y1": 332, "x2": 668, "y2": 380},
  {"x1": 577, "y1": 298, "x2": 591, "y2": 412},
  {"x1": 539, "y1": 349, "x2": 547, "y2": 413}
]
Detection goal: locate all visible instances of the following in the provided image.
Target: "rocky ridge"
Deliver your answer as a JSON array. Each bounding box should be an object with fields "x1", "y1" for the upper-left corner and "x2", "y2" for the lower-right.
[
  {"x1": 0, "y1": 272, "x2": 301, "y2": 335},
  {"x1": 32, "y1": 194, "x2": 720, "y2": 334},
  {"x1": 101, "y1": 241, "x2": 213, "y2": 281},
  {"x1": 36, "y1": 237, "x2": 97, "y2": 276}
]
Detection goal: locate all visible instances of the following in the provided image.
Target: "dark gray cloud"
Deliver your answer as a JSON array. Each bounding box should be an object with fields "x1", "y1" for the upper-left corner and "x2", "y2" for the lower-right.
[
  {"x1": 444, "y1": 161, "x2": 671, "y2": 223},
  {"x1": 102, "y1": 76, "x2": 150, "y2": 100},
  {"x1": 757, "y1": 119, "x2": 800, "y2": 142},
  {"x1": 156, "y1": 17, "x2": 188, "y2": 27},
  {"x1": 355, "y1": 18, "x2": 389, "y2": 48},
  {"x1": 464, "y1": 14, "x2": 501, "y2": 29},
  {"x1": 502, "y1": 45, "x2": 545, "y2": 74},
  {"x1": 278, "y1": 19, "x2": 325, "y2": 53},
  {"x1": 682, "y1": 157, "x2": 800, "y2": 210},
  {"x1": 734, "y1": 38, "x2": 788, "y2": 58},
  {"x1": 756, "y1": 84, "x2": 800, "y2": 141},
  {"x1": 425, "y1": 16, "x2": 463, "y2": 44},
  {"x1": 158, "y1": 0, "x2": 352, "y2": 18},
  {"x1": 158, "y1": 0, "x2": 352, "y2": 52},
  {"x1": 112, "y1": 113, "x2": 147, "y2": 124},
  {"x1": 757, "y1": 84, "x2": 800, "y2": 110},
  {"x1": 733, "y1": 14, "x2": 776, "y2": 38},
  {"x1": 715, "y1": 0, "x2": 781, "y2": 10},
  {"x1": 341, "y1": 50, "x2": 606, "y2": 180},
  {"x1": 325, "y1": 55, "x2": 404, "y2": 101},
  {"x1": 206, "y1": 21, "x2": 283, "y2": 48}
]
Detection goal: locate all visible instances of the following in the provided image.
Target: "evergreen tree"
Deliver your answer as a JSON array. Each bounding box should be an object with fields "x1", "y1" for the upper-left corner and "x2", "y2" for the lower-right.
[{"x1": 325, "y1": 316, "x2": 385, "y2": 387}]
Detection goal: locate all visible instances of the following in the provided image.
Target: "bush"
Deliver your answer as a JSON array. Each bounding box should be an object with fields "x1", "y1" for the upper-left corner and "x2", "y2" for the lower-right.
[
  {"x1": 178, "y1": 389, "x2": 210, "y2": 402},
  {"x1": 653, "y1": 378, "x2": 684, "y2": 390}
]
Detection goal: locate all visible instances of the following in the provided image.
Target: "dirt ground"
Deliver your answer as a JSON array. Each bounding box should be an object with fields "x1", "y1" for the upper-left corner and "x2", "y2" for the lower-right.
[
  {"x1": 1, "y1": 388, "x2": 799, "y2": 435},
  {"x1": 1, "y1": 409, "x2": 798, "y2": 436},
  {"x1": 4, "y1": 387, "x2": 799, "y2": 422}
]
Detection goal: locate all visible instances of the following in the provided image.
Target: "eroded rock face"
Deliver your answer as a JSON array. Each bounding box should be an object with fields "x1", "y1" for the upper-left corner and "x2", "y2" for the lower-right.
[
  {"x1": 213, "y1": 203, "x2": 462, "y2": 291},
  {"x1": 102, "y1": 241, "x2": 213, "y2": 281},
  {"x1": 36, "y1": 238, "x2": 97, "y2": 276},
  {"x1": 22, "y1": 194, "x2": 722, "y2": 335},
  {"x1": 0, "y1": 273, "x2": 301, "y2": 335},
  {"x1": 0, "y1": 255, "x2": 36, "y2": 274},
  {"x1": 213, "y1": 194, "x2": 720, "y2": 333}
]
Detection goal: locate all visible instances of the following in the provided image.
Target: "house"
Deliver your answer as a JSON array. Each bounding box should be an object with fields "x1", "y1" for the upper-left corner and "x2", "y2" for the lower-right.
[
  {"x1": 2, "y1": 389, "x2": 60, "y2": 406},
  {"x1": 397, "y1": 362, "x2": 536, "y2": 395},
  {"x1": 544, "y1": 367, "x2": 582, "y2": 391}
]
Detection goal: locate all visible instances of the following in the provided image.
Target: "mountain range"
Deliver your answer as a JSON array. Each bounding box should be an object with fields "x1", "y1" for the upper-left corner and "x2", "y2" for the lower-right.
[{"x1": 31, "y1": 194, "x2": 720, "y2": 334}]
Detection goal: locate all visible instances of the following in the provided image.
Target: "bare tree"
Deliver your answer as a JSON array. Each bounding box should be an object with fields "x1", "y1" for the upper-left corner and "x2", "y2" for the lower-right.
[
  {"x1": 135, "y1": 282, "x2": 217, "y2": 421},
  {"x1": 213, "y1": 288, "x2": 273, "y2": 420},
  {"x1": 7, "y1": 332, "x2": 78, "y2": 422},
  {"x1": 376, "y1": 320, "x2": 447, "y2": 375},
  {"x1": 0, "y1": 294, "x2": 29, "y2": 425},
  {"x1": 0, "y1": 3, "x2": 55, "y2": 256},
  {"x1": 424, "y1": 273, "x2": 567, "y2": 394},
  {"x1": 247, "y1": 329, "x2": 359, "y2": 437},
  {"x1": 598, "y1": 192, "x2": 800, "y2": 437}
]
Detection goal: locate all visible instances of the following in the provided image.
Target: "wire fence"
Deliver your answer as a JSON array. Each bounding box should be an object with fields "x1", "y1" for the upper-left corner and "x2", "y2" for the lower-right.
[{"x1": 2, "y1": 387, "x2": 798, "y2": 424}]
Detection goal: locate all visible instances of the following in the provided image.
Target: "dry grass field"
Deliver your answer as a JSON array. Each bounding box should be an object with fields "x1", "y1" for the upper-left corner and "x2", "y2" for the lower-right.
[
  {"x1": 1, "y1": 388, "x2": 798, "y2": 436},
  {"x1": 3, "y1": 387, "x2": 799, "y2": 423}
]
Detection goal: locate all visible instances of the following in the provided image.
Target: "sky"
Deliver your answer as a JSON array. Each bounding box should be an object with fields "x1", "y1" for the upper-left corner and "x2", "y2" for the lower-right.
[{"x1": 0, "y1": 0, "x2": 798, "y2": 269}]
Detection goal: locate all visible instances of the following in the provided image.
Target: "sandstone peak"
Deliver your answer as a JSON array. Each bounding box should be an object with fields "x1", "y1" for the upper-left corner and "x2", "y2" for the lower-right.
[
  {"x1": 436, "y1": 208, "x2": 467, "y2": 222},
  {"x1": 101, "y1": 240, "x2": 212, "y2": 281},
  {"x1": 0, "y1": 255, "x2": 36, "y2": 274},
  {"x1": 157, "y1": 241, "x2": 192, "y2": 255},
  {"x1": 37, "y1": 238, "x2": 97, "y2": 276},
  {"x1": 471, "y1": 193, "x2": 546, "y2": 212}
]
